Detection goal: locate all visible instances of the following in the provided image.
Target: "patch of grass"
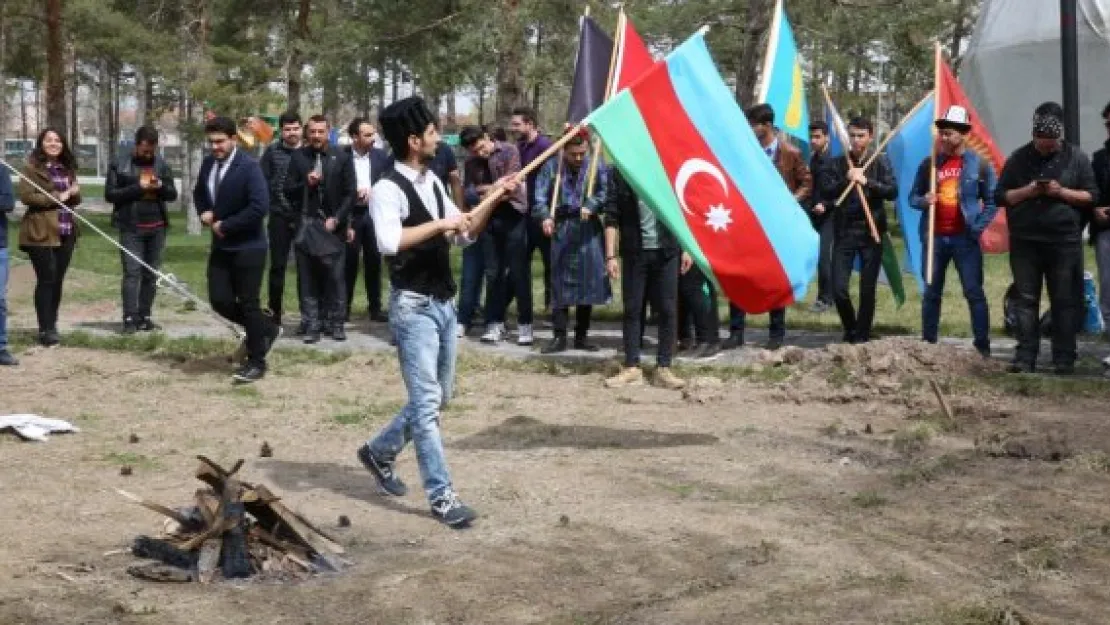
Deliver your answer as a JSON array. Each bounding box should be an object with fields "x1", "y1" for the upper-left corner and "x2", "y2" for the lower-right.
[
  {"x1": 908, "y1": 411, "x2": 960, "y2": 434},
  {"x1": 1066, "y1": 451, "x2": 1110, "y2": 473},
  {"x1": 658, "y1": 482, "x2": 696, "y2": 499},
  {"x1": 841, "y1": 570, "x2": 912, "y2": 592},
  {"x1": 904, "y1": 605, "x2": 1030, "y2": 625},
  {"x1": 892, "y1": 423, "x2": 935, "y2": 456},
  {"x1": 329, "y1": 400, "x2": 405, "y2": 426},
  {"x1": 963, "y1": 371, "x2": 1110, "y2": 399},
  {"x1": 273, "y1": 348, "x2": 352, "y2": 367},
  {"x1": 851, "y1": 490, "x2": 889, "y2": 508},
  {"x1": 892, "y1": 453, "x2": 965, "y2": 487},
  {"x1": 826, "y1": 364, "x2": 852, "y2": 388},
  {"x1": 102, "y1": 451, "x2": 159, "y2": 469}
]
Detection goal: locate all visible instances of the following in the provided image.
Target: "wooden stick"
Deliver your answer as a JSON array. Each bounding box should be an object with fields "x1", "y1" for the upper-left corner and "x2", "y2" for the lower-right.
[
  {"x1": 470, "y1": 120, "x2": 591, "y2": 215},
  {"x1": 584, "y1": 6, "x2": 625, "y2": 199},
  {"x1": 926, "y1": 44, "x2": 942, "y2": 286},
  {"x1": 549, "y1": 153, "x2": 564, "y2": 214},
  {"x1": 929, "y1": 379, "x2": 955, "y2": 424},
  {"x1": 114, "y1": 488, "x2": 194, "y2": 526},
  {"x1": 821, "y1": 84, "x2": 881, "y2": 244},
  {"x1": 834, "y1": 91, "x2": 934, "y2": 207}
]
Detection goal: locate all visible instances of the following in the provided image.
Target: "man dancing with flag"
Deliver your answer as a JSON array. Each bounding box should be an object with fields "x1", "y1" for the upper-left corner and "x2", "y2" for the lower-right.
[{"x1": 910, "y1": 105, "x2": 998, "y2": 357}]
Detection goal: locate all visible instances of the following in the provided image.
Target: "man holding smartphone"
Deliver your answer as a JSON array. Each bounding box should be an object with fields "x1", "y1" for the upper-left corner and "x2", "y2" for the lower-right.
[
  {"x1": 106, "y1": 126, "x2": 178, "y2": 334},
  {"x1": 995, "y1": 102, "x2": 1097, "y2": 375}
]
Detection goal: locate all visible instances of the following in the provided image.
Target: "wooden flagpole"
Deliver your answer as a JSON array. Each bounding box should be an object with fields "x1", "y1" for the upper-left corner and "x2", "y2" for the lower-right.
[
  {"x1": 925, "y1": 43, "x2": 941, "y2": 285},
  {"x1": 551, "y1": 5, "x2": 594, "y2": 215},
  {"x1": 822, "y1": 84, "x2": 880, "y2": 244},
  {"x1": 834, "y1": 91, "x2": 934, "y2": 207},
  {"x1": 583, "y1": 5, "x2": 624, "y2": 203}
]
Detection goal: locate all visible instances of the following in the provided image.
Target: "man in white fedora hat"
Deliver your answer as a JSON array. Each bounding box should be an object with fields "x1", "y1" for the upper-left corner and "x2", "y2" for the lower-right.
[{"x1": 909, "y1": 104, "x2": 999, "y2": 357}]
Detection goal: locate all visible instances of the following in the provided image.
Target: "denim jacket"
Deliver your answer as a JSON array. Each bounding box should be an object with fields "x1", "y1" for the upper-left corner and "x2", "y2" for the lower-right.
[{"x1": 909, "y1": 149, "x2": 998, "y2": 240}]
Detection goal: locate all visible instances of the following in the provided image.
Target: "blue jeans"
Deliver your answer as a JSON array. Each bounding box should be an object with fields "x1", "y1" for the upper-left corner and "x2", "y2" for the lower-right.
[
  {"x1": 457, "y1": 233, "x2": 486, "y2": 329},
  {"x1": 921, "y1": 234, "x2": 989, "y2": 351},
  {"x1": 0, "y1": 247, "x2": 8, "y2": 351},
  {"x1": 483, "y1": 208, "x2": 533, "y2": 325},
  {"x1": 368, "y1": 290, "x2": 458, "y2": 503}
]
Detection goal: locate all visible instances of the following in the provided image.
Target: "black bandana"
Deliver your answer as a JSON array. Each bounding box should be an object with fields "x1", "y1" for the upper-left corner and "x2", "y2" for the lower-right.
[
  {"x1": 1033, "y1": 113, "x2": 1063, "y2": 139},
  {"x1": 379, "y1": 97, "x2": 436, "y2": 156}
]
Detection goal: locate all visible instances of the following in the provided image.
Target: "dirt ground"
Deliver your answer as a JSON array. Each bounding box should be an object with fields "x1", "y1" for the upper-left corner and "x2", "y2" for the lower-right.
[{"x1": 2, "y1": 337, "x2": 1110, "y2": 625}]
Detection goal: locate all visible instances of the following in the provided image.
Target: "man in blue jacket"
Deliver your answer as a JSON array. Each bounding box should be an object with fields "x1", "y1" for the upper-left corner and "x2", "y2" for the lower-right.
[
  {"x1": 0, "y1": 164, "x2": 16, "y2": 366},
  {"x1": 193, "y1": 116, "x2": 281, "y2": 383},
  {"x1": 910, "y1": 105, "x2": 998, "y2": 357}
]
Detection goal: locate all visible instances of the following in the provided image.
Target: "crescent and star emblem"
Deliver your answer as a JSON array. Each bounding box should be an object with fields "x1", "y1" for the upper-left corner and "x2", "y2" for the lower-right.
[{"x1": 673, "y1": 158, "x2": 734, "y2": 233}]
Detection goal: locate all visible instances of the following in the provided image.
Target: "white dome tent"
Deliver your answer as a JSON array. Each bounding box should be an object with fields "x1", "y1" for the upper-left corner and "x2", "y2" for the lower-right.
[{"x1": 962, "y1": 0, "x2": 1110, "y2": 156}]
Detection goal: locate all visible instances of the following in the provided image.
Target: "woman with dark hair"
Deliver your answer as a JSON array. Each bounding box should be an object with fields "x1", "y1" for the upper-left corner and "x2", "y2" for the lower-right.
[{"x1": 18, "y1": 127, "x2": 81, "y2": 346}]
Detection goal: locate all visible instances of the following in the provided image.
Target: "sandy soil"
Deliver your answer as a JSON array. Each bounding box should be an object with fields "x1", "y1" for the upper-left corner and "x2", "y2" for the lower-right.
[{"x1": 1, "y1": 340, "x2": 1109, "y2": 625}]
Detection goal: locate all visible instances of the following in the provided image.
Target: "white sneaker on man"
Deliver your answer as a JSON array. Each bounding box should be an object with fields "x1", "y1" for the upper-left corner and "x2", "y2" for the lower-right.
[
  {"x1": 481, "y1": 323, "x2": 504, "y2": 343},
  {"x1": 517, "y1": 324, "x2": 534, "y2": 346}
]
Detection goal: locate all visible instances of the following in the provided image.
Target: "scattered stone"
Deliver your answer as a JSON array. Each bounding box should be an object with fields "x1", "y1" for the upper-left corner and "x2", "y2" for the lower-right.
[
  {"x1": 864, "y1": 423, "x2": 873, "y2": 434},
  {"x1": 129, "y1": 433, "x2": 141, "y2": 444},
  {"x1": 259, "y1": 441, "x2": 273, "y2": 458},
  {"x1": 120, "y1": 465, "x2": 133, "y2": 476},
  {"x1": 337, "y1": 515, "x2": 351, "y2": 528},
  {"x1": 682, "y1": 377, "x2": 726, "y2": 404},
  {"x1": 558, "y1": 514, "x2": 570, "y2": 527},
  {"x1": 976, "y1": 431, "x2": 1072, "y2": 462}
]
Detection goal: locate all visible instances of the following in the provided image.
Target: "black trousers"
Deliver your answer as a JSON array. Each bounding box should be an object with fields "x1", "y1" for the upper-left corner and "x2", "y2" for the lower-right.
[
  {"x1": 679, "y1": 265, "x2": 720, "y2": 345},
  {"x1": 208, "y1": 247, "x2": 268, "y2": 366},
  {"x1": 622, "y1": 249, "x2": 678, "y2": 368},
  {"x1": 345, "y1": 208, "x2": 383, "y2": 319},
  {"x1": 25, "y1": 236, "x2": 75, "y2": 333},
  {"x1": 120, "y1": 228, "x2": 166, "y2": 321},
  {"x1": 816, "y1": 217, "x2": 835, "y2": 304},
  {"x1": 832, "y1": 231, "x2": 883, "y2": 343},
  {"x1": 267, "y1": 212, "x2": 299, "y2": 319},
  {"x1": 297, "y1": 248, "x2": 346, "y2": 329},
  {"x1": 552, "y1": 305, "x2": 592, "y2": 339},
  {"x1": 1009, "y1": 238, "x2": 1083, "y2": 367}
]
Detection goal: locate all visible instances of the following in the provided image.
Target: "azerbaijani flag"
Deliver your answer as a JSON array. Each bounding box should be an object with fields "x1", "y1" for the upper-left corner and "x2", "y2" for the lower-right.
[
  {"x1": 588, "y1": 31, "x2": 817, "y2": 313},
  {"x1": 936, "y1": 52, "x2": 1008, "y2": 254},
  {"x1": 757, "y1": 0, "x2": 809, "y2": 147},
  {"x1": 610, "y1": 11, "x2": 655, "y2": 96}
]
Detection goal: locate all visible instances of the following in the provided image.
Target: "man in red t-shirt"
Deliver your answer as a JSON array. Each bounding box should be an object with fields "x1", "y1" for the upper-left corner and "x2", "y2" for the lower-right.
[{"x1": 910, "y1": 105, "x2": 999, "y2": 357}]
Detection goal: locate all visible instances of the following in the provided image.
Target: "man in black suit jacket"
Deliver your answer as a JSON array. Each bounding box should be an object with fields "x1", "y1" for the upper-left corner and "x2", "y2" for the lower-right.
[
  {"x1": 343, "y1": 116, "x2": 393, "y2": 323},
  {"x1": 194, "y1": 116, "x2": 281, "y2": 384},
  {"x1": 286, "y1": 115, "x2": 356, "y2": 342}
]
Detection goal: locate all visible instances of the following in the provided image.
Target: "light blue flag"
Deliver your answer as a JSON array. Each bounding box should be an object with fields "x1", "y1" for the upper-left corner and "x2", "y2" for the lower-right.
[
  {"x1": 757, "y1": 0, "x2": 809, "y2": 148},
  {"x1": 886, "y1": 92, "x2": 936, "y2": 295}
]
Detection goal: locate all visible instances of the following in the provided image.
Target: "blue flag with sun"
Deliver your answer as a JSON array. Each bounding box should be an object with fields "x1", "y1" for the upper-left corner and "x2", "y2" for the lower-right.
[{"x1": 757, "y1": 0, "x2": 809, "y2": 149}]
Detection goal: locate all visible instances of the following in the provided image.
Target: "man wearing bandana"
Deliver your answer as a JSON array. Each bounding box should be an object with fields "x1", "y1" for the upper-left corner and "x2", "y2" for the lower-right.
[
  {"x1": 357, "y1": 97, "x2": 505, "y2": 528},
  {"x1": 996, "y1": 102, "x2": 1098, "y2": 375},
  {"x1": 532, "y1": 129, "x2": 610, "y2": 354}
]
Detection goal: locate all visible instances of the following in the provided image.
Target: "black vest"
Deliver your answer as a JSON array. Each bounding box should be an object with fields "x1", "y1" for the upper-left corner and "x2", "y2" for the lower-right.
[{"x1": 386, "y1": 170, "x2": 456, "y2": 300}]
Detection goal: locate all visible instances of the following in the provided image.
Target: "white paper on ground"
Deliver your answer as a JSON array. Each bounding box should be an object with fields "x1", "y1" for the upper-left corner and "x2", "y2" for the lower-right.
[{"x1": 0, "y1": 415, "x2": 81, "y2": 442}]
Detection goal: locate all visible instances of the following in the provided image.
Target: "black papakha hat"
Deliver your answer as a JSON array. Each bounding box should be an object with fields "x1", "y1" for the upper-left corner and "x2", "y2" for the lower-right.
[{"x1": 379, "y1": 96, "x2": 436, "y2": 156}]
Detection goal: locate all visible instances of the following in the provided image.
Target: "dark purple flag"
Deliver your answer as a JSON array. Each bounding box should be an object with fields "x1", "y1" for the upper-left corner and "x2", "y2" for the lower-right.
[{"x1": 566, "y1": 16, "x2": 615, "y2": 124}]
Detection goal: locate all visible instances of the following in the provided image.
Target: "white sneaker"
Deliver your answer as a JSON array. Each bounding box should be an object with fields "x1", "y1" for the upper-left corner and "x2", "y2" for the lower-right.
[
  {"x1": 481, "y1": 323, "x2": 504, "y2": 343},
  {"x1": 517, "y1": 324, "x2": 534, "y2": 346}
]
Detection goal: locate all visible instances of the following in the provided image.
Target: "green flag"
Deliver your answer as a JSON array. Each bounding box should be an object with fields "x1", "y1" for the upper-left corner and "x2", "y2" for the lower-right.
[{"x1": 880, "y1": 233, "x2": 906, "y2": 309}]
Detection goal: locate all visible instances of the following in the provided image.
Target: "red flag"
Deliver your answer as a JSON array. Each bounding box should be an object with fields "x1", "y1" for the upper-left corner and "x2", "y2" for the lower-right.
[
  {"x1": 610, "y1": 14, "x2": 654, "y2": 96},
  {"x1": 936, "y1": 56, "x2": 1009, "y2": 253}
]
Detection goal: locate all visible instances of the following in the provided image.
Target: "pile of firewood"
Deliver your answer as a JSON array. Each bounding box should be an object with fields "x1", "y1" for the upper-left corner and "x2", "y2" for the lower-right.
[{"x1": 118, "y1": 456, "x2": 347, "y2": 583}]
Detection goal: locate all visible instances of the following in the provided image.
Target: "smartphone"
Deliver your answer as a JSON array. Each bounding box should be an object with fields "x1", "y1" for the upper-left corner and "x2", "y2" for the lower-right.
[{"x1": 1035, "y1": 178, "x2": 1052, "y2": 186}]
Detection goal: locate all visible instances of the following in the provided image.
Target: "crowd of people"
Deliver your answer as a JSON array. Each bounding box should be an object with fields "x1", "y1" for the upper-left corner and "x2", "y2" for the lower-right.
[
  {"x1": 1, "y1": 93, "x2": 1110, "y2": 527},
  {"x1": 1, "y1": 98, "x2": 1109, "y2": 381}
]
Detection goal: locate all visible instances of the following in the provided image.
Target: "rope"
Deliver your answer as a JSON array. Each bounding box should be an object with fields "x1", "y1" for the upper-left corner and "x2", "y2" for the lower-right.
[{"x1": 0, "y1": 158, "x2": 244, "y2": 340}]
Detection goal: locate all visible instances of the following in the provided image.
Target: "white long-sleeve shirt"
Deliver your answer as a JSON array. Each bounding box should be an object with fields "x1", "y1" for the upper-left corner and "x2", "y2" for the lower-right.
[{"x1": 369, "y1": 162, "x2": 472, "y2": 255}]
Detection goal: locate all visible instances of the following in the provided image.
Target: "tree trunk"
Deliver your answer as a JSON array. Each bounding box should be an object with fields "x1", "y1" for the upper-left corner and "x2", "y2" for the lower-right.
[
  {"x1": 287, "y1": 0, "x2": 311, "y2": 114},
  {"x1": 182, "y1": 0, "x2": 212, "y2": 236},
  {"x1": 45, "y1": 0, "x2": 67, "y2": 135},
  {"x1": 734, "y1": 0, "x2": 773, "y2": 104},
  {"x1": 443, "y1": 86, "x2": 457, "y2": 133},
  {"x1": 391, "y1": 59, "x2": 399, "y2": 103},
  {"x1": 98, "y1": 60, "x2": 112, "y2": 176},
  {"x1": 20, "y1": 81, "x2": 28, "y2": 141},
  {"x1": 949, "y1": 0, "x2": 972, "y2": 72},
  {"x1": 69, "y1": 44, "x2": 78, "y2": 149},
  {"x1": 532, "y1": 24, "x2": 542, "y2": 114},
  {"x1": 111, "y1": 68, "x2": 121, "y2": 165},
  {"x1": 377, "y1": 55, "x2": 387, "y2": 111},
  {"x1": 494, "y1": 0, "x2": 525, "y2": 126},
  {"x1": 477, "y1": 82, "x2": 485, "y2": 126},
  {"x1": 0, "y1": 4, "x2": 7, "y2": 151},
  {"x1": 135, "y1": 66, "x2": 147, "y2": 127}
]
